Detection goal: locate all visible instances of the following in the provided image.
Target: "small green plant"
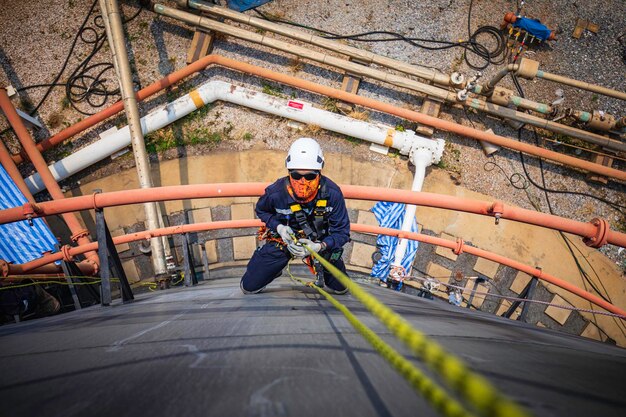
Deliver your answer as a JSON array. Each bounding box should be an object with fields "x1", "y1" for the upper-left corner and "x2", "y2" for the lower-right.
[
  {"x1": 187, "y1": 127, "x2": 221, "y2": 146},
  {"x1": 395, "y1": 124, "x2": 406, "y2": 132},
  {"x1": 242, "y1": 132, "x2": 253, "y2": 141},
  {"x1": 262, "y1": 82, "x2": 284, "y2": 98},
  {"x1": 223, "y1": 121, "x2": 234, "y2": 136},
  {"x1": 345, "y1": 136, "x2": 361, "y2": 145},
  {"x1": 591, "y1": 94, "x2": 599, "y2": 103},
  {"x1": 322, "y1": 97, "x2": 339, "y2": 113}
]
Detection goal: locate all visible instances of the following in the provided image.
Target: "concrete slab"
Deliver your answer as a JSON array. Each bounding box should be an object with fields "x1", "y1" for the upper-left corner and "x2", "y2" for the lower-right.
[
  {"x1": 510, "y1": 271, "x2": 533, "y2": 295},
  {"x1": 357, "y1": 210, "x2": 378, "y2": 227},
  {"x1": 233, "y1": 236, "x2": 257, "y2": 260},
  {"x1": 111, "y1": 228, "x2": 130, "y2": 252},
  {"x1": 350, "y1": 242, "x2": 376, "y2": 268},
  {"x1": 581, "y1": 321, "x2": 606, "y2": 342},
  {"x1": 545, "y1": 294, "x2": 573, "y2": 325},
  {"x1": 188, "y1": 207, "x2": 212, "y2": 224},
  {"x1": 462, "y1": 280, "x2": 488, "y2": 308},
  {"x1": 434, "y1": 232, "x2": 458, "y2": 261},
  {"x1": 425, "y1": 262, "x2": 451, "y2": 284},
  {"x1": 231, "y1": 203, "x2": 254, "y2": 220},
  {"x1": 121, "y1": 259, "x2": 140, "y2": 283},
  {"x1": 205, "y1": 240, "x2": 218, "y2": 263},
  {"x1": 496, "y1": 299, "x2": 521, "y2": 320},
  {"x1": 473, "y1": 257, "x2": 500, "y2": 279}
]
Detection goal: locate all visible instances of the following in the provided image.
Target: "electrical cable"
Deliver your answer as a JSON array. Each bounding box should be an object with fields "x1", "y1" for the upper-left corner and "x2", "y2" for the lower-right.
[
  {"x1": 509, "y1": 73, "x2": 626, "y2": 338},
  {"x1": 253, "y1": 0, "x2": 507, "y2": 71},
  {"x1": 9, "y1": 0, "x2": 142, "y2": 118}
]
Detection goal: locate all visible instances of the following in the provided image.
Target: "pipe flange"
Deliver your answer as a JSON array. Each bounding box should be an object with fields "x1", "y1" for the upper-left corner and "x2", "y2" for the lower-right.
[
  {"x1": 61, "y1": 245, "x2": 74, "y2": 262},
  {"x1": 71, "y1": 229, "x2": 90, "y2": 242},
  {"x1": 453, "y1": 238, "x2": 465, "y2": 255},
  {"x1": 0, "y1": 259, "x2": 9, "y2": 277},
  {"x1": 584, "y1": 218, "x2": 610, "y2": 248}
]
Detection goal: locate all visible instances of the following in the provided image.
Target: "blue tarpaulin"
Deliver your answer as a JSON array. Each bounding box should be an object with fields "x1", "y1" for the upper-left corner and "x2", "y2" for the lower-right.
[
  {"x1": 512, "y1": 17, "x2": 552, "y2": 41},
  {"x1": 0, "y1": 165, "x2": 57, "y2": 264},
  {"x1": 370, "y1": 201, "x2": 419, "y2": 289},
  {"x1": 227, "y1": 0, "x2": 273, "y2": 12}
]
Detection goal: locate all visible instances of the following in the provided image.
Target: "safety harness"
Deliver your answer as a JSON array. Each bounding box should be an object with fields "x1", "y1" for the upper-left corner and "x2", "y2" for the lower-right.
[{"x1": 288, "y1": 182, "x2": 329, "y2": 242}]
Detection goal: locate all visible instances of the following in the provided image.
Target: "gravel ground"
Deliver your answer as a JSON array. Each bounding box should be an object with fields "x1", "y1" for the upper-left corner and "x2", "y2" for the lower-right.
[{"x1": 0, "y1": 0, "x2": 625, "y2": 267}]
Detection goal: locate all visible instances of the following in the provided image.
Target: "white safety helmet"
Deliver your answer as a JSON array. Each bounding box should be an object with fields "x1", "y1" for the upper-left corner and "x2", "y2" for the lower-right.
[{"x1": 285, "y1": 137, "x2": 325, "y2": 170}]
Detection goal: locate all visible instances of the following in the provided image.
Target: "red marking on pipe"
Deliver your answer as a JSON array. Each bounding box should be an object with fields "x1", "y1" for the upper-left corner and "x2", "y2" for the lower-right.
[{"x1": 287, "y1": 100, "x2": 304, "y2": 110}]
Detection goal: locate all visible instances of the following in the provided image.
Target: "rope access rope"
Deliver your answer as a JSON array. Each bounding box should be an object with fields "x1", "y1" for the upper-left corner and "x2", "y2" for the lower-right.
[
  {"x1": 287, "y1": 263, "x2": 477, "y2": 417},
  {"x1": 297, "y1": 244, "x2": 532, "y2": 417}
]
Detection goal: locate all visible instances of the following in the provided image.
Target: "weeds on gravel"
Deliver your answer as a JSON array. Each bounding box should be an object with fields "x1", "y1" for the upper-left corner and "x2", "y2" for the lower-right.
[
  {"x1": 262, "y1": 82, "x2": 285, "y2": 98},
  {"x1": 187, "y1": 127, "x2": 221, "y2": 146},
  {"x1": 322, "y1": 97, "x2": 339, "y2": 113},
  {"x1": 348, "y1": 110, "x2": 369, "y2": 121},
  {"x1": 288, "y1": 57, "x2": 303, "y2": 73}
]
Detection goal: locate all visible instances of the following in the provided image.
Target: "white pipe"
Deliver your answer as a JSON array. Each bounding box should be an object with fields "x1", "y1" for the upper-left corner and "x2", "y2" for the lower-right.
[
  {"x1": 26, "y1": 80, "x2": 444, "y2": 193},
  {"x1": 390, "y1": 149, "x2": 431, "y2": 273}
]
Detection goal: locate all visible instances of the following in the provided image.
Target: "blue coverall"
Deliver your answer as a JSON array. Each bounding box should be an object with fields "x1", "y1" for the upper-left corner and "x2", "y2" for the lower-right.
[{"x1": 240, "y1": 176, "x2": 351, "y2": 293}]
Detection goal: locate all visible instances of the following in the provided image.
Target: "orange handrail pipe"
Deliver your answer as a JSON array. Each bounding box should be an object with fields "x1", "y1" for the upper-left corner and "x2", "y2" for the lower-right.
[
  {"x1": 0, "y1": 183, "x2": 622, "y2": 248},
  {"x1": 2, "y1": 219, "x2": 624, "y2": 317},
  {"x1": 0, "y1": 88, "x2": 100, "y2": 270},
  {"x1": 12, "y1": 55, "x2": 625, "y2": 181}
]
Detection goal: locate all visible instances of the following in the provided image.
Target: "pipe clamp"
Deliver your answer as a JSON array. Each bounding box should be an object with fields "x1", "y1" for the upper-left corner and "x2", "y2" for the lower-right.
[
  {"x1": 453, "y1": 238, "x2": 465, "y2": 255},
  {"x1": 61, "y1": 245, "x2": 74, "y2": 262},
  {"x1": 584, "y1": 218, "x2": 610, "y2": 248}
]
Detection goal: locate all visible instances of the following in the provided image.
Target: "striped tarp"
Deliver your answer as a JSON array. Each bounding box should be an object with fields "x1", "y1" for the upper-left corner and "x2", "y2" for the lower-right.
[
  {"x1": 370, "y1": 201, "x2": 419, "y2": 286},
  {"x1": 0, "y1": 165, "x2": 57, "y2": 264}
]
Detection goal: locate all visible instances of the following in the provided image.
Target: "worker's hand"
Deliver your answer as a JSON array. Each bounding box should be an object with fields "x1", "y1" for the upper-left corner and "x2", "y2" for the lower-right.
[
  {"x1": 286, "y1": 241, "x2": 307, "y2": 258},
  {"x1": 298, "y1": 238, "x2": 323, "y2": 253},
  {"x1": 276, "y1": 224, "x2": 295, "y2": 244}
]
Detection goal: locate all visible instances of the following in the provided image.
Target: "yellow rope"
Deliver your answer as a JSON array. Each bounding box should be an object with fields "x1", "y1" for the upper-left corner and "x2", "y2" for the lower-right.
[
  {"x1": 287, "y1": 265, "x2": 476, "y2": 417},
  {"x1": 301, "y1": 245, "x2": 532, "y2": 417}
]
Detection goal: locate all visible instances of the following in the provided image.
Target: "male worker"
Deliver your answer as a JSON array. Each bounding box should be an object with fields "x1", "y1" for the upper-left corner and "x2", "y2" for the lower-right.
[{"x1": 240, "y1": 137, "x2": 351, "y2": 294}]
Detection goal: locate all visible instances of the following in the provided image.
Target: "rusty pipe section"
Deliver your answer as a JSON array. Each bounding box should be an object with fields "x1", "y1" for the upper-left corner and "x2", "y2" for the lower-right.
[
  {"x1": 181, "y1": 0, "x2": 456, "y2": 87},
  {"x1": 0, "y1": 88, "x2": 100, "y2": 269},
  {"x1": 537, "y1": 71, "x2": 626, "y2": 102},
  {"x1": 0, "y1": 182, "x2": 623, "y2": 248},
  {"x1": 155, "y1": 4, "x2": 626, "y2": 153},
  {"x1": 2, "y1": 219, "x2": 624, "y2": 317},
  {"x1": 14, "y1": 53, "x2": 625, "y2": 181}
]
